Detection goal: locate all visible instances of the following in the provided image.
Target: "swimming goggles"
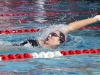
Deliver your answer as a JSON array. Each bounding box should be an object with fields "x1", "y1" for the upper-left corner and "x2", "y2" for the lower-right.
[{"x1": 50, "y1": 32, "x2": 66, "y2": 43}]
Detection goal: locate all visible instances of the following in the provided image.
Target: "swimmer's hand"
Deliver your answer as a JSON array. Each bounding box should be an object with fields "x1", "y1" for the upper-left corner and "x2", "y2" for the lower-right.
[{"x1": 94, "y1": 15, "x2": 100, "y2": 21}]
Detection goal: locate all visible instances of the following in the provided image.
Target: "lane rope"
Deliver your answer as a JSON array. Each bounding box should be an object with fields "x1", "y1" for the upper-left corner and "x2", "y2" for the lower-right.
[
  {"x1": 0, "y1": 48, "x2": 100, "y2": 61},
  {"x1": 1, "y1": 0, "x2": 58, "y2": 5},
  {"x1": 0, "y1": 28, "x2": 40, "y2": 34},
  {"x1": 80, "y1": 26, "x2": 100, "y2": 30},
  {"x1": 0, "y1": 10, "x2": 100, "y2": 17},
  {"x1": 0, "y1": 26, "x2": 99, "y2": 35}
]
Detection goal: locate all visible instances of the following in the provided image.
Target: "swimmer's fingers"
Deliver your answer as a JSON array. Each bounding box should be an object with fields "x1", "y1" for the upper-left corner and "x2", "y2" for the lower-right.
[{"x1": 94, "y1": 15, "x2": 100, "y2": 21}]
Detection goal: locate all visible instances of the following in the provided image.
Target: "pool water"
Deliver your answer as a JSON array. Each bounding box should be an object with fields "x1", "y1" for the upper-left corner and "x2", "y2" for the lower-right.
[{"x1": 0, "y1": 0, "x2": 100, "y2": 75}]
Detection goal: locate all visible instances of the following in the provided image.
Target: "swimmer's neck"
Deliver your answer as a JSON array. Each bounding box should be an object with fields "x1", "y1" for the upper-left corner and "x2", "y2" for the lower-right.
[{"x1": 38, "y1": 40, "x2": 54, "y2": 48}]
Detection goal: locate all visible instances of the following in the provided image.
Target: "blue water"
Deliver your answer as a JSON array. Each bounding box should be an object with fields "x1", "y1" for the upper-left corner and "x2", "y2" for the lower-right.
[{"x1": 0, "y1": 0, "x2": 100, "y2": 75}]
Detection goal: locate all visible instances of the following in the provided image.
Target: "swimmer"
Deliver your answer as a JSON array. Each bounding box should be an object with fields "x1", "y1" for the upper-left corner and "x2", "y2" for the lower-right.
[{"x1": 13, "y1": 15, "x2": 100, "y2": 48}]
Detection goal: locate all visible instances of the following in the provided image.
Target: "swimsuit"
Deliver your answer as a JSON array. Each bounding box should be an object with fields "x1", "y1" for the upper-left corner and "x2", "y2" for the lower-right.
[
  {"x1": 13, "y1": 40, "x2": 39, "y2": 47},
  {"x1": 20, "y1": 40, "x2": 39, "y2": 47}
]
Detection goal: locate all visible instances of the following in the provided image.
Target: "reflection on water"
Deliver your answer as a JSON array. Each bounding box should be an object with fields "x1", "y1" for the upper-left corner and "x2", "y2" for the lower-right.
[
  {"x1": 0, "y1": 0, "x2": 60, "y2": 26},
  {"x1": 0, "y1": 0, "x2": 100, "y2": 75},
  {"x1": 0, "y1": 0, "x2": 99, "y2": 27}
]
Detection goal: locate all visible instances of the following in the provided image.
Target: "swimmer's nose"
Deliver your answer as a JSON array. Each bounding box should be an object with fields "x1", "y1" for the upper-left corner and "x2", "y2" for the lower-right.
[{"x1": 48, "y1": 34, "x2": 51, "y2": 38}]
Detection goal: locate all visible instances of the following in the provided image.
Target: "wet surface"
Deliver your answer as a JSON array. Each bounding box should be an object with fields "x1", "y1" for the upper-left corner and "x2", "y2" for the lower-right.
[{"x1": 0, "y1": 0, "x2": 100, "y2": 75}]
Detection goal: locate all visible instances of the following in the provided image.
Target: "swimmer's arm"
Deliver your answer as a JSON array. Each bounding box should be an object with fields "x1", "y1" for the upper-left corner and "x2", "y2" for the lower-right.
[{"x1": 64, "y1": 15, "x2": 100, "y2": 33}]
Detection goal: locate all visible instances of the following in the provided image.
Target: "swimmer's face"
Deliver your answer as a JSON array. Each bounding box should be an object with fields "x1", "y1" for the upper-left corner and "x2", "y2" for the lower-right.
[{"x1": 45, "y1": 30, "x2": 61, "y2": 47}]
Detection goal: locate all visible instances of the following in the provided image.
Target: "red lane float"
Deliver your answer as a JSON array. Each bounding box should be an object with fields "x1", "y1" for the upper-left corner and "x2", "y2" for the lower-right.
[
  {"x1": 0, "y1": 25, "x2": 99, "y2": 35},
  {"x1": 0, "y1": 28, "x2": 40, "y2": 34},
  {"x1": 0, "y1": 10, "x2": 100, "y2": 17},
  {"x1": 0, "y1": 48, "x2": 100, "y2": 61},
  {"x1": 80, "y1": 26, "x2": 100, "y2": 30}
]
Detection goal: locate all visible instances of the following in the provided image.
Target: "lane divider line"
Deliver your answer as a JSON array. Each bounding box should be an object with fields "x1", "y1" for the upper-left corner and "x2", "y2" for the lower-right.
[{"x1": 0, "y1": 48, "x2": 100, "y2": 61}]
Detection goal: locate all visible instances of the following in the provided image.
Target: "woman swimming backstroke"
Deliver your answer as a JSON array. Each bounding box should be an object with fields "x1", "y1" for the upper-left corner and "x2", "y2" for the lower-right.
[{"x1": 13, "y1": 15, "x2": 100, "y2": 48}]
